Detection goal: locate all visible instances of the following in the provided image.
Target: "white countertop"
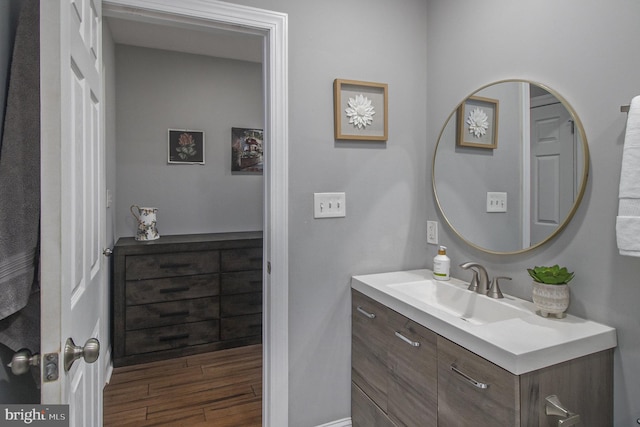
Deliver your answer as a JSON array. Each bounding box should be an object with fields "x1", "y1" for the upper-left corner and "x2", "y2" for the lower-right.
[{"x1": 351, "y1": 269, "x2": 617, "y2": 375}]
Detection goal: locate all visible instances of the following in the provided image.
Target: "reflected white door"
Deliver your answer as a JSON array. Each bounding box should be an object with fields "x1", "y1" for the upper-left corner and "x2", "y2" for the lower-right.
[
  {"x1": 40, "y1": 1, "x2": 106, "y2": 426},
  {"x1": 530, "y1": 102, "x2": 575, "y2": 245}
]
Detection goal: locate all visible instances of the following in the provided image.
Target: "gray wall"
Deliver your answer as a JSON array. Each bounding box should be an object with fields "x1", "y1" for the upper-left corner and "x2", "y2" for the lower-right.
[
  {"x1": 427, "y1": 1, "x2": 640, "y2": 425},
  {"x1": 114, "y1": 45, "x2": 263, "y2": 238},
  {"x1": 225, "y1": 0, "x2": 429, "y2": 425}
]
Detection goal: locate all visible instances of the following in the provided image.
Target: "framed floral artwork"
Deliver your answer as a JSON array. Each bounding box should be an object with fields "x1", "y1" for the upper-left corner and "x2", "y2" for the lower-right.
[
  {"x1": 457, "y1": 96, "x2": 499, "y2": 149},
  {"x1": 168, "y1": 129, "x2": 205, "y2": 164},
  {"x1": 231, "y1": 127, "x2": 264, "y2": 173},
  {"x1": 333, "y1": 79, "x2": 388, "y2": 141}
]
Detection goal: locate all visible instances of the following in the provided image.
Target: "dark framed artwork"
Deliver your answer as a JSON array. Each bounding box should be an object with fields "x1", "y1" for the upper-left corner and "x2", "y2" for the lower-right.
[
  {"x1": 168, "y1": 129, "x2": 205, "y2": 164},
  {"x1": 231, "y1": 127, "x2": 264, "y2": 173},
  {"x1": 457, "y1": 96, "x2": 499, "y2": 149}
]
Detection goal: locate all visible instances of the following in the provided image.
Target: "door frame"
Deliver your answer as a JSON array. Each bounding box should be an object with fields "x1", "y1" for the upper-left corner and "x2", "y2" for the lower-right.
[{"x1": 102, "y1": 1, "x2": 289, "y2": 425}]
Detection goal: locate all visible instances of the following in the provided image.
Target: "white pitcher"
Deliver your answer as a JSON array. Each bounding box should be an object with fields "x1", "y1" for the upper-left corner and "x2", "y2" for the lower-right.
[{"x1": 130, "y1": 205, "x2": 160, "y2": 241}]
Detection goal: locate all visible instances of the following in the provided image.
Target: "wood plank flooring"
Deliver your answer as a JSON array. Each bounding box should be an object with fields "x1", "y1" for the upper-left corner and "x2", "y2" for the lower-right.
[{"x1": 104, "y1": 344, "x2": 262, "y2": 426}]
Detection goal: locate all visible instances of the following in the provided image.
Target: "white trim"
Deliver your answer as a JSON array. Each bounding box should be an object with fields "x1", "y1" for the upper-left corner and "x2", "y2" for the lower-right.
[
  {"x1": 102, "y1": 1, "x2": 289, "y2": 426},
  {"x1": 316, "y1": 418, "x2": 352, "y2": 427}
]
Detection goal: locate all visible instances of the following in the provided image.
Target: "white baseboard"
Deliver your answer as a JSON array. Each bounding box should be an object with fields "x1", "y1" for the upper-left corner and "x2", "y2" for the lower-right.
[{"x1": 315, "y1": 418, "x2": 352, "y2": 427}]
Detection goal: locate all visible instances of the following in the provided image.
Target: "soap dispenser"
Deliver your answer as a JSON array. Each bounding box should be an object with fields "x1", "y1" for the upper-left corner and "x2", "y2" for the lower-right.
[{"x1": 433, "y1": 246, "x2": 450, "y2": 281}]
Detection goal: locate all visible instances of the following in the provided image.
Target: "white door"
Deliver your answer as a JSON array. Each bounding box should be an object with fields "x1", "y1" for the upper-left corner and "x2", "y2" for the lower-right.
[
  {"x1": 40, "y1": 0, "x2": 106, "y2": 426},
  {"x1": 530, "y1": 101, "x2": 575, "y2": 245}
]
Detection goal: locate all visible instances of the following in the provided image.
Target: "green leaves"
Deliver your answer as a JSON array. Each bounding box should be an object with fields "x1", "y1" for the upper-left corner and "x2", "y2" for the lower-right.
[{"x1": 527, "y1": 265, "x2": 575, "y2": 285}]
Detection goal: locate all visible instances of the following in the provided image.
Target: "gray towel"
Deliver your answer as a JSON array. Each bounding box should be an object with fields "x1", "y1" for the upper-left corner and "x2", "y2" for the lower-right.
[{"x1": 0, "y1": 0, "x2": 40, "y2": 350}]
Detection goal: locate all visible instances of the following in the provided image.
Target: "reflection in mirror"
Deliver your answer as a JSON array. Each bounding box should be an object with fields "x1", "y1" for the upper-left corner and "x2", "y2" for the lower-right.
[{"x1": 433, "y1": 80, "x2": 589, "y2": 254}]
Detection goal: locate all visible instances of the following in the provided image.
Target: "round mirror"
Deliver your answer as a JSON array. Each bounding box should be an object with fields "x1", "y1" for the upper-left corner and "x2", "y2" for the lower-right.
[{"x1": 432, "y1": 80, "x2": 589, "y2": 254}]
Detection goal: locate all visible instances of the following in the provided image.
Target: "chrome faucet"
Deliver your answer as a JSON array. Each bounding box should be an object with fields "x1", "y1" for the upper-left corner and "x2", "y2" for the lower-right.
[{"x1": 459, "y1": 262, "x2": 490, "y2": 294}]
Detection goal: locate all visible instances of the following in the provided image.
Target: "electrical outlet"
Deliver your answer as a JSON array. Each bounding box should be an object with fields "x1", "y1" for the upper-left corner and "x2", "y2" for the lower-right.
[{"x1": 427, "y1": 221, "x2": 438, "y2": 244}]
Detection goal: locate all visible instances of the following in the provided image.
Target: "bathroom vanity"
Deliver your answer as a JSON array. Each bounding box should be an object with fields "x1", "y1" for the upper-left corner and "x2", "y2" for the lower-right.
[
  {"x1": 112, "y1": 232, "x2": 263, "y2": 367},
  {"x1": 351, "y1": 270, "x2": 616, "y2": 427}
]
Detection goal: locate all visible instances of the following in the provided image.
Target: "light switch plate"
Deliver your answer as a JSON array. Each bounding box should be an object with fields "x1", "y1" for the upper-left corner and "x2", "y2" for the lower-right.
[
  {"x1": 487, "y1": 192, "x2": 507, "y2": 212},
  {"x1": 314, "y1": 192, "x2": 346, "y2": 218}
]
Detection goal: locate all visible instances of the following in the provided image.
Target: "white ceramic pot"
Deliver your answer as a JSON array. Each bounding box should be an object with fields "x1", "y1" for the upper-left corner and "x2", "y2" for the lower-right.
[{"x1": 531, "y1": 281, "x2": 570, "y2": 318}]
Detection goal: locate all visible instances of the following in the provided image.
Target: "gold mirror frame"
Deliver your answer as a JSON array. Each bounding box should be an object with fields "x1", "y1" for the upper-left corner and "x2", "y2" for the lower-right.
[{"x1": 432, "y1": 79, "x2": 590, "y2": 255}]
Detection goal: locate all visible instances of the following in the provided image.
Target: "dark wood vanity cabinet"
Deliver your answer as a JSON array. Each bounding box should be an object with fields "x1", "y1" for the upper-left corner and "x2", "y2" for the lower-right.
[
  {"x1": 112, "y1": 232, "x2": 262, "y2": 367},
  {"x1": 352, "y1": 290, "x2": 613, "y2": 427}
]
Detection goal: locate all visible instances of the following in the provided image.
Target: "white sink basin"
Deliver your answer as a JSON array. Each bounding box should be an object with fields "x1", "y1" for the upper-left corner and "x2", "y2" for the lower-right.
[
  {"x1": 388, "y1": 280, "x2": 530, "y2": 325},
  {"x1": 351, "y1": 269, "x2": 617, "y2": 375}
]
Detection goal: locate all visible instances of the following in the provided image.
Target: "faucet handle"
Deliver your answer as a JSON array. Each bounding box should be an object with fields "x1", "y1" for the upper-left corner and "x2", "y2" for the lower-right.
[{"x1": 488, "y1": 276, "x2": 511, "y2": 299}]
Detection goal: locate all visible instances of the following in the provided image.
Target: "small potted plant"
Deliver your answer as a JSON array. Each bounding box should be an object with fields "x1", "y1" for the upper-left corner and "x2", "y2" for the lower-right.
[{"x1": 527, "y1": 265, "x2": 575, "y2": 318}]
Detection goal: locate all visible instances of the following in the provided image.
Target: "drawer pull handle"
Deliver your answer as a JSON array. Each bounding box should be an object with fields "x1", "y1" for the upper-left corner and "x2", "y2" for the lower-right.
[
  {"x1": 159, "y1": 310, "x2": 190, "y2": 318},
  {"x1": 450, "y1": 364, "x2": 489, "y2": 389},
  {"x1": 158, "y1": 333, "x2": 189, "y2": 342},
  {"x1": 159, "y1": 263, "x2": 191, "y2": 269},
  {"x1": 394, "y1": 331, "x2": 420, "y2": 347},
  {"x1": 159, "y1": 286, "x2": 190, "y2": 294},
  {"x1": 356, "y1": 306, "x2": 376, "y2": 319}
]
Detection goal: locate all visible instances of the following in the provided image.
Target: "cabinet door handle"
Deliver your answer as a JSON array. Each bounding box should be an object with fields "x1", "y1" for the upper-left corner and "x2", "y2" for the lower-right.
[
  {"x1": 158, "y1": 333, "x2": 189, "y2": 342},
  {"x1": 356, "y1": 306, "x2": 376, "y2": 319},
  {"x1": 159, "y1": 310, "x2": 190, "y2": 318},
  {"x1": 394, "y1": 331, "x2": 420, "y2": 347},
  {"x1": 450, "y1": 364, "x2": 489, "y2": 389},
  {"x1": 159, "y1": 286, "x2": 190, "y2": 294}
]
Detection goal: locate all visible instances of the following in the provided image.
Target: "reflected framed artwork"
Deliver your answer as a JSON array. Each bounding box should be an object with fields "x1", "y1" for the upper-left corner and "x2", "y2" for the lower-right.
[
  {"x1": 333, "y1": 79, "x2": 388, "y2": 141},
  {"x1": 457, "y1": 96, "x2": 499, "y2": 149}
]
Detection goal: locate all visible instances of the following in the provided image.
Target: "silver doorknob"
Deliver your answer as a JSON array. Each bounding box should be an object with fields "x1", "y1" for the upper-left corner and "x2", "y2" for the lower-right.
[
  {"x1": 64, "y1": 337, "x2": 100, "y2": 372},
  {"x1": 103, "y1": 248, "x2": 113, "y2": 257},
  {"x1": 8, "y1": 349, "x2": 40, "y2": 376}
]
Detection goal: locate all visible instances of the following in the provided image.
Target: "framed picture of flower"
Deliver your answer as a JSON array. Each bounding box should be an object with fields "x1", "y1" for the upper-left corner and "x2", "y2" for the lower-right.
[
  {"x1": 168, "y1": 129, "x2": 205, "y2": 164},
  {"x1": 457, "y1": 96, "x2": 499, "y2": 149},
  {"x1": 334, "y1": 79, "x2": 388, "y2": 141}
]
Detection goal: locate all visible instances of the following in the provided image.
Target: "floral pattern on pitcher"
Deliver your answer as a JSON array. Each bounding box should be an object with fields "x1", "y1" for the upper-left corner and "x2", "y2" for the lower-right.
[{"x1": 130, "y1": 205, "x2": 160, "y2": 241}]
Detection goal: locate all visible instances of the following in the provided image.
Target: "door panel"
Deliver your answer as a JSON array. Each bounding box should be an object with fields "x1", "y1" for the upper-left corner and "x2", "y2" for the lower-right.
[
  {"x1": 530, "y1": 102, "x2": 575, "y2": 245},
  {"x1": 40, "y1": 1, "x2": 105, "y2": 426}
]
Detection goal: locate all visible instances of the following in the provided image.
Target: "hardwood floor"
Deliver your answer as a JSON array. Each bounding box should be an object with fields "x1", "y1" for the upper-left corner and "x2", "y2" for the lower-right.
[{"x1": 104, "y1": 344, "x2": 262, "y2": 426}]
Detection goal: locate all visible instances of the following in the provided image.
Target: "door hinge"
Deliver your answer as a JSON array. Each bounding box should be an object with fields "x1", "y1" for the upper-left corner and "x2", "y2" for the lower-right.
[{"x1": 267, "y1": 261, "x2": 271, "y2": 274}]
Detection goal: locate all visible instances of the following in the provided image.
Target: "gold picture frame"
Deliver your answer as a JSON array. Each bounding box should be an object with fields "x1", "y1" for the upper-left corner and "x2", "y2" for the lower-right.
[
  {"x1": 334, "y1": 79, "x2": 388, "y2": 141},
  {"x1": 457, "y1": 95, "x2": 499, "y2": 149}
]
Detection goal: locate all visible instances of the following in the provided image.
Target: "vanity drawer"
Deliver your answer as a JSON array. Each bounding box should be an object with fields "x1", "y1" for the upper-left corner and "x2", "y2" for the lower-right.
[
  {"x1": 125, "y1": 250, "x2": 220, "y2": 280},
  {"x1": 437, "y1": 337, "x2": 519, "y2": 427},
  {"x1": 221, "y1": 292, "x2": 262, "y2": 317},
  {"x1": 125, "y1": 274, "x2": 220, "y2": 305},
  {"x1": 125, "y1": 297, "x2": 220, "y2": 330},
  {"x1": 220, "y1": 248, "x2": 262, "y2": 272},
  {"x1": 220, "y1": 313, "x2": 262, "y2": 340},
  {"x1": 125, "y1": 320, "x2": 219, "y2": 355},
  {"x1": 351, "y1": 382, "x2": 395, "y2": 427},
  {"x1": 220, "y1": 270, "x2": 262, "y2": 294},
  {"x1": 351, "y1": 290, "x2": 389, "y2": 413}
]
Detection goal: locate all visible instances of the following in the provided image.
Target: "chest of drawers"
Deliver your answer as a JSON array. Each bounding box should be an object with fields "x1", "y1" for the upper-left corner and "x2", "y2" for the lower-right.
[{"x1": 112, "y1": 232, "x2": 262, "y2": 367}]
